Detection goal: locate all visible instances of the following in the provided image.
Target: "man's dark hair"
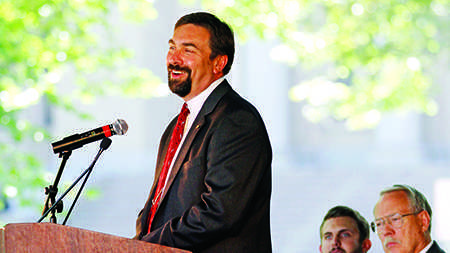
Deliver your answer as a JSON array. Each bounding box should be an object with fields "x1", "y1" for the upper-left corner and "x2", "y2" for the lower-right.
[
  {"x1": 175, "y1": 12, "x2": 235, "y2": 75},
  {"x1": 320, "y1": 205, "x2": 370, "y2": 243}
]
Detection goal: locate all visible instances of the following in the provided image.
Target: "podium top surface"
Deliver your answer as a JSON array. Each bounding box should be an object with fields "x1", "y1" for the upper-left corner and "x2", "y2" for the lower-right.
[{"x1": 2, "y1": 223, "x2": 190, "y2": 253}]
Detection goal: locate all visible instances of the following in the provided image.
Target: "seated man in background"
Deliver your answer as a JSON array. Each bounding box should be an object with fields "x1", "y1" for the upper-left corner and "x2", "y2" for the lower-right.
[
  {"x1": 372, "y1": 184, "x2": 446, "y2": 253},
  {"x1": 320, "y1": 205, "x2": 372, "y2": 253}
]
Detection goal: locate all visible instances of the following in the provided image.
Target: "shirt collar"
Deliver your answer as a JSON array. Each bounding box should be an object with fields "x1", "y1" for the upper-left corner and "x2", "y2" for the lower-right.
[{"x1": 185, "y1": 76, "x2": 225, "y2": 117}]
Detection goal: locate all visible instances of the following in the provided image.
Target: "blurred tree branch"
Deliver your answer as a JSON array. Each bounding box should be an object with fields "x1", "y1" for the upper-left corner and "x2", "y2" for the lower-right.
[
  {"x1": 0, "y1": 0, "x2": 448, "y2": 219},
  {"x1": 0, "y1": 0, "x2": 160, "y2": 216},
  {"x1": 202, "y1": 0, "x2": 448, "y2": 129}
]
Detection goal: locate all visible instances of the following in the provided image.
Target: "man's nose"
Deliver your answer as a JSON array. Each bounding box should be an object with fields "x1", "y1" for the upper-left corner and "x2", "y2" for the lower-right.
[
  {"x1": 167, "y1": 50, "x2": 183, "y2": 66},
  {"x1": 380, "y1": 222, "x2": 395, "y2": 237},
  {"x1": 333, "y1": 236, "x2": 341, "y2": 247}
]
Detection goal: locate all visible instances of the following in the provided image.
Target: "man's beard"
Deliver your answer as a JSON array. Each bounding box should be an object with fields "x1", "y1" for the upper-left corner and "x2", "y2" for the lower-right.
[{"x1": 168, "y1": 64, "x2": 192, "y2": 98}]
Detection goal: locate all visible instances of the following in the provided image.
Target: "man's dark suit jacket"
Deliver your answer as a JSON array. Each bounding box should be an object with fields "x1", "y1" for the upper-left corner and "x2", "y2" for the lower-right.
[
  {"x1": 428, "y1": 241, "x2": 446, "y2": 253},
  {"x1": 134, "y1": 80, "x2": 272, "y2": 253}
]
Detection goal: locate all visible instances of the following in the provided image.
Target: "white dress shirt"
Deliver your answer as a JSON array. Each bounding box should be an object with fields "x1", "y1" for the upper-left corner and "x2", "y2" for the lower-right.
[{"x1": 160, "y1": 76, "x2": 226, "y2": 195}]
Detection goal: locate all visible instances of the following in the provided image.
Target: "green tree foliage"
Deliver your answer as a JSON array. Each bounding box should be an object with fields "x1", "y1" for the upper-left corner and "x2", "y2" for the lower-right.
[
  {"x1": 202, "y1": 0, "x2": 448, "y2": 129},
  {"x1": 0, "y1": 0, "x2": 160, "y2": 216},
  {"x1": 0, "y1": 0, "x2": 448, "y2": 218}
]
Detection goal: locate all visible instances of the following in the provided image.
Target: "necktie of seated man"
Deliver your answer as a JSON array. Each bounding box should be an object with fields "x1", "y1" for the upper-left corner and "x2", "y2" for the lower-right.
[{"x1": 147, "y1": 103, "x2": 190, "y2": 233}]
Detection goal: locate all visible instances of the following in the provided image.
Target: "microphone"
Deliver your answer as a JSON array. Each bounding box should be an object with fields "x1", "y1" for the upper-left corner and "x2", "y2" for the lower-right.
[{"x1": 51, "y1": 119, "x2": 128, "y2": 154}]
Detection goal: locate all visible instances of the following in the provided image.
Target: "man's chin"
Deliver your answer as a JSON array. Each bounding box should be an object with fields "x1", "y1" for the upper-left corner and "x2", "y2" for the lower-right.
[
  {"x1": 383, "y1": 246, "x2": 400, "y2": 253},
  {"x1": 169, "y1": 77, "x2": 184, "y2": 86},
  {"x1": 169, "y1": 82, "x2": 191, "y2": 98}
]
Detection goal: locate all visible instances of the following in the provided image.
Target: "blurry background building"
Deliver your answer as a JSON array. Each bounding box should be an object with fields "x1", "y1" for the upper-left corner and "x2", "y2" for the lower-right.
[{"x1": 1, "y1": 0, "x2": 449, "y2": 252}]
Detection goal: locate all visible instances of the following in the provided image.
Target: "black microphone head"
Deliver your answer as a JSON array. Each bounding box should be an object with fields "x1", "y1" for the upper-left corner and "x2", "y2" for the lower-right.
[
  {"x1": 100, "y1": 137, "x2": 112, "y2": 150},
  {"x1": 112, "y1": 119, "x2": 128, "y2": 135}
]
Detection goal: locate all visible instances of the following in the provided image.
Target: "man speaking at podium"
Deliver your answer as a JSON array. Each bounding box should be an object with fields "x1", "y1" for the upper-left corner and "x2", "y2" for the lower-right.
[{"x1": 133, "y1": 12, "x2": 273, "y2": 253}]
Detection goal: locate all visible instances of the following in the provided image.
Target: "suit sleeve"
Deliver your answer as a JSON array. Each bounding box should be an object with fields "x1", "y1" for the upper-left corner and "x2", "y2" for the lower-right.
[{"x1": 140, "y1": 108, "x2": 272, "y2": 250}]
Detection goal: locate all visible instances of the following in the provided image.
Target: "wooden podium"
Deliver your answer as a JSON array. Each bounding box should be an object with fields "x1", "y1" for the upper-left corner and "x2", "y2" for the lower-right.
[{"x1": 0, "y1": 223, "x2": 190, "y2": 253}]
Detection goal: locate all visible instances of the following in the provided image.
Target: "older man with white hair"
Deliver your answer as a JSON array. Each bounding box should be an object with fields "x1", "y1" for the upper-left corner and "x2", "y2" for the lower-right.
[{"x1": 372, "y1": 184, "x2": 446, "y2": 253}]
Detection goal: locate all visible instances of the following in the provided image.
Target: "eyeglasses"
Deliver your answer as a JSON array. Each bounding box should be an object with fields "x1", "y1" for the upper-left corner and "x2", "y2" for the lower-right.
[{"x1": 371, "y1": 211, "x2": 421, "y2": 233}]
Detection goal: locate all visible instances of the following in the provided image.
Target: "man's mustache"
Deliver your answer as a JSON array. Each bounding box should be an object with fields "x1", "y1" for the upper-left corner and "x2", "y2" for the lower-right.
[
  {"x1": 384, "y1": 237, "x2": 401, "y2": 248},
  {"x1": 168, "y1": 64, "x2": 191, "y2": 73},
  {"x1": 330, "y1": 248, "x2": 345, "y2": 253}
]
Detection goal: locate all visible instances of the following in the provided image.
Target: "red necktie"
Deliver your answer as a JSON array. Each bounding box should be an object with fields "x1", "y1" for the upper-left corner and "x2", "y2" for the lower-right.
[{"x1": 147, "y1": 103, "x2": 190, "y2": 233}]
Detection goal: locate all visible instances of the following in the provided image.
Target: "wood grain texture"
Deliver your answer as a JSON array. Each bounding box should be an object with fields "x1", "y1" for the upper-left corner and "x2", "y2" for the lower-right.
[
  {"x1": 1, "y1": 227, "x2": 5, "y2": 253},
  {"x1": 2, "y1": 223, "x2": 190, "y2": 253}
]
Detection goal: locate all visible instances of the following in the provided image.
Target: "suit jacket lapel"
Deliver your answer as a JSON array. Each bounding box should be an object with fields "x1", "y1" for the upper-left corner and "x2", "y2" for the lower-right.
[
  {"x1": 158, "y1": 80, "x2": 232, "y2": 206},
  {"x1": 428, "y1": 241, "x2": 444, "y2": 253}
]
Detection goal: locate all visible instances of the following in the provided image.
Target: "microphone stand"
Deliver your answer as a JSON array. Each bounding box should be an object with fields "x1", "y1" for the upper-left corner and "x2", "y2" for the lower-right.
[
  {"x1": 62, "y1": 137, "x2": 111, "y2": 225},
  {"x1": 40, "y1": 150, "x2": 72, "y2": 224},
  {"x1": 37, "y1": 138, "x2": 112, "y2": 223}
]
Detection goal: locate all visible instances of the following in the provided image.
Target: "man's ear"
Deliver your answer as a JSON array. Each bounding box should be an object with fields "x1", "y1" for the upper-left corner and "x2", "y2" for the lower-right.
[
  {"x1": 213, "y1": 55, "x2": 228, "y2": 74},
  {"x1": 362, "y1": 239, "x2": 372, "y2": 252},
  {"x1": 319, "y1": 244, "x2": 323, "y2": 253},
  {"x1": 418, "y1": 210, "x2": 431, "y2": 232}
]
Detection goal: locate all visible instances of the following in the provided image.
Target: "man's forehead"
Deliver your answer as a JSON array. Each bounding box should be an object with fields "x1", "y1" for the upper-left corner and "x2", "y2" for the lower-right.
[
  {"x1": 322, "y1": 216, "x2": 359, "y2": 233},
  {"x1": 169, "y1": 24, "x2": 211, "y2": 48},
  {"x1": 374, "y1": 191, "x2": 412, "y2": 217}
]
